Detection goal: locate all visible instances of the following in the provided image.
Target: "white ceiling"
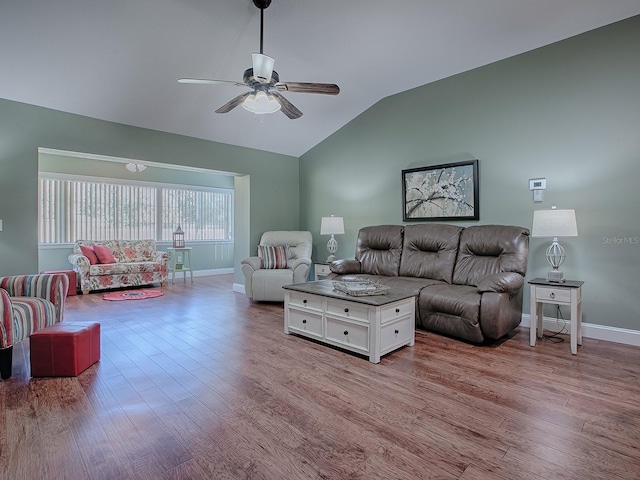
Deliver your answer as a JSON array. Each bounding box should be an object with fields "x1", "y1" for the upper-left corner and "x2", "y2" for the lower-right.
[{"x1": 2, "y1": 0, "x2": 639, "y2": 158}]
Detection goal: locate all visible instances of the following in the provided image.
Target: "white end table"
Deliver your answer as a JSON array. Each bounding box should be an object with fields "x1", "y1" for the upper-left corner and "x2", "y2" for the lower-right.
[
  {"x1": 167, "y1": 247, "x2": 193, "y2": 284},
  {"x1": 529, "y1": 278, "x2": 584, "y2": 354},
  {"x1": 314, "y1": 263, "x2": 332, "y2": 281}
]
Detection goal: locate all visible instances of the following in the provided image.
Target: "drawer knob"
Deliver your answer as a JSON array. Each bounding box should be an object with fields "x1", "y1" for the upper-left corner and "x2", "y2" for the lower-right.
[
  {"x1": 394, "y1": 329, "x2": 399, "y2": 335},
  {"x1": 303, "y1": 299, "x2": 307, "y2": 304},
  {"x1": 395, "y1": 308, "x2": 400, "y2": 314},
  {"x1": 302, "y1": 319, "x2": 307, "y2": 324},
  {"x1": 344, "y1": 308, "x2": 349, "y2": 313},
  {"x1": 343, "y1": 330, "x2": 349, "y2": 336},
  {"x1": 550, "y1": 292, "x2": 555, "y2": 299}
]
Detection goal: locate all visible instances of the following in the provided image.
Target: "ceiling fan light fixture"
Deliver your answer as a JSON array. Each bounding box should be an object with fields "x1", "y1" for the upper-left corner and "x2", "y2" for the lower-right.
[
  {"x1": 242, "y1": 90, "x2": 281, "y2": 115},
  {"x1": 251, "y1": 53, "x2": 274, "y2": 83},
  {"x1": 125, "y1": 162, "x2": 147, "y2": 172}
]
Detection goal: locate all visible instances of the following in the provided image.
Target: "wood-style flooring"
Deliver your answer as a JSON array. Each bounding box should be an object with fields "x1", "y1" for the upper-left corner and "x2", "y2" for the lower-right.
[{"x1": 1, "y1": 275, "x2": 639, "y2": 479}]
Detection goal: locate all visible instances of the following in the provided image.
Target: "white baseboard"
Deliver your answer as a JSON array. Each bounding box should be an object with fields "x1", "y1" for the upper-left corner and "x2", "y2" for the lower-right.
[
  {"x1": 232, "y1": 283, "x2": 246, "y2": 295},
  {"x1": 520, "y1": 314, "x2": 640, "y2": 347},
  {"x1": 192, "y1": 268, "x2": 233, "y2": 277}
]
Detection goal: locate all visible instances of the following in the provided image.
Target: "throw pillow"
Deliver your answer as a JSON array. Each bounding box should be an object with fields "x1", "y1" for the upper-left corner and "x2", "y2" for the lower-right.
[
  {"x1": 258, "y1": 245, "x2": 289, "y2": 269},
  {"x1": 80, "y1": 245, "x2": 99, "y2": 265},
  {"x1": 93, "y1": 245, "x2": 117, "y2": 264}
]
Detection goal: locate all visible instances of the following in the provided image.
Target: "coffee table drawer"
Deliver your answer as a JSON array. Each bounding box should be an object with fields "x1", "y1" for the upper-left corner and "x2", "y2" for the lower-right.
[
  {"x1": 380, "y1": 316, "x2": 413, "y2": 354},
  {"x1": 380, "y1": 299, "x2": 414, "y2": 324},
  {"x1": 288, "y1": 308, "x2": 323, "y2": 339},
  {"x1": 326, "y1": 298, "x2": 370, "y2": 322},
  {"x1": 535, "y1": 286, "x2": 571, "y2": 303},
  {"x1": 288, "y1": 292, "x2": 323, "y2": 311},
  {"x1": 325, "y1": 317, "x2": 369, "y2": 353}
]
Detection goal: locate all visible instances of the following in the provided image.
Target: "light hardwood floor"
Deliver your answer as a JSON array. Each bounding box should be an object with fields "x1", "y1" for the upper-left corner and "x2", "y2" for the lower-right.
[{"x1": 2, "y1": 275, "x2": 639, "y2": 479}]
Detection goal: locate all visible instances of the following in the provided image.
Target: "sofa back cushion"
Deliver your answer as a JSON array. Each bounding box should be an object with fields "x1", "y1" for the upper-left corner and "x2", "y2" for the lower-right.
[
  {"x1": 260, "y1": 231, "x2": 312, "y2": 262},
  {"x1": 355, "y1": 225, "x2": 404, "y2": 277},
  {"x1": 399, "y1": 224, "x2": 462, "y2": 283},
  {"x1": 75, "y1": 240, "x2": 122, "y2": 262},
  {"x1": 118, "y1": 240, "x2": 157, "y2": 262},
  {"x1": 452, "y1": 225, "x2": 530, "y2": 287}
]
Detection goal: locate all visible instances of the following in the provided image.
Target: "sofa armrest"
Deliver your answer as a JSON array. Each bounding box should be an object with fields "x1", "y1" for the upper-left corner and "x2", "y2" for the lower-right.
[
  {"x1": 1, "y1": 288, "x2": 12, "y2": 348},
  {"x1": 0, "y1": 274, "x2": 68, "y2": 322},
  {"x1": 68, "y1": 253, "x2": 90, "y2": 271},
  {"x1": 290, "y1": 258, "x2": 312, "y2": 283},
  {"x1": 476, "y1": 272, "x2": 524, "y2": 295},
  {"x1": 241, "y1": 256, "x2": 262, "y2": 271},
  {"x1": 330, "y1": 259, "x2": 362, "y2": 275},
  {"x1": 288, "y1": 257, "x2": 311, "y2": 270},
  {"x1": 153, "y1": 250, "x2": 170, "y2": 264}
]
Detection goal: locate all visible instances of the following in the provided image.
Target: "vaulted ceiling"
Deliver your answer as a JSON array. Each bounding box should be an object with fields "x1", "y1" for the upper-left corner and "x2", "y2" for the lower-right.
[{"x1": 2, "y1": 1, "x2": 639, "y2": 157}]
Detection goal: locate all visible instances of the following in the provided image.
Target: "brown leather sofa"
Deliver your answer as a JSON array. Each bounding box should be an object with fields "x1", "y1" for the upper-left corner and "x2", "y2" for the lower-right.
[{"x1": 329, "y1": 224, "x2": 530, "y2": 343}]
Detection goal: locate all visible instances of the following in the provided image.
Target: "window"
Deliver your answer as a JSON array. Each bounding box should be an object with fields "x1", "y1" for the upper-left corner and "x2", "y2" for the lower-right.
[{"x1": 39, "y1": 175, "x2": 233, "y2": 244}]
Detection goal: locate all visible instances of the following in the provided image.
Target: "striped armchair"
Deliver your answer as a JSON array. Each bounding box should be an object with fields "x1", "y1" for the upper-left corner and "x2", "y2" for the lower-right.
[{"x1": 0, "y1": 274, "x2": 69, "y2": 379}]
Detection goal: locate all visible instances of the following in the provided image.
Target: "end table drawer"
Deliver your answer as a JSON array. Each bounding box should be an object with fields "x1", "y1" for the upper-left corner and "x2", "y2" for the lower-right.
[
  {"x1": 288, "y1": 308, "x2": 323, "y2": 338},
  {"x1": 535, "y1": 286, "x2": 571, "y2": 303},
  {"x1": 325, "y1": 317, "x2": 369, "y2": 353}
]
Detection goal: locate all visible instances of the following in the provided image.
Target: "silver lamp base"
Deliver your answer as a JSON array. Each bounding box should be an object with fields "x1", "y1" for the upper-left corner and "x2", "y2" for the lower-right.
[
  {"x1": 546, "y1": 238, "x2": 566, "y2": 283},
  {"x1": 326, "y1": 235, "x2": 338, "y2": 264},
  {"x1": 547, "y1": 269, "x2": 565, "y2": 283}
]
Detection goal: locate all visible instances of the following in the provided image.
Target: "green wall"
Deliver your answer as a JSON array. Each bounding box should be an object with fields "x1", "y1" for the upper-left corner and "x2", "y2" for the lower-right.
[
  {"x1": 0, "y1": 99, "x2": 299, "y2": 285},
  {"x1": 300, "y1": 16, "x2": 640, "y2": 331}
]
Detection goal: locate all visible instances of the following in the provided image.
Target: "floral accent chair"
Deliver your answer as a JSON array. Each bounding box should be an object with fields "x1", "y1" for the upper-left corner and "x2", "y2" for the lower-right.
[
  {"x1": 0, "y1": 273, "x2": 68, "y2": 379},
  {"x1": 68, "y1": 240, "x2": 169, "y2": 294}
]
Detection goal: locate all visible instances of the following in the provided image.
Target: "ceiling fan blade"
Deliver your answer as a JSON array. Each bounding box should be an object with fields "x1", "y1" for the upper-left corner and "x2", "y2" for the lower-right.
[
  {"x1": 275, "y1": 82, "x2": 340, "y2": 95},
  {"x1": 271, "y1": 91, "x2": 303, "y2": 119},
  {"x1": 215, "y1": 92, "x2": 253, "y2": 114},
  {"x1": 179, "y1": 78, "x2": 246, "y2": 87}
]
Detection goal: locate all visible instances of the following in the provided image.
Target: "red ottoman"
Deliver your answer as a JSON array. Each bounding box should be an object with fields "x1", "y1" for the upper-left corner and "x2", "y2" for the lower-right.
[
  {"x1": 30, "y1": 322, "x2": 101, "y2": 377},
  {"x1": 40, "y1": 269, "x2": 77, "y2": 296}
]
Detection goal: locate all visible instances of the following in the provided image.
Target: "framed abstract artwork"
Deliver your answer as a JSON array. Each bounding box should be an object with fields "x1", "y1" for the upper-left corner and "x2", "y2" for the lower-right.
[{"x1": 402, "y1": 159, "x2": 479, "y2": 221}]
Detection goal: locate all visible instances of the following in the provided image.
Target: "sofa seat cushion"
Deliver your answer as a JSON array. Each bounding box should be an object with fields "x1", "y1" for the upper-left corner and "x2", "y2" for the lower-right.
[
  {"x1": 417, "y1": 284, "x2": 484, "y2": 343},
  {"x1": 332, "y1": 274, "x2": 442, "y2": 297},
  {"x1": 10, "y1": 297, "x2": 58, "y2": 341},
  {"x1": 89, "y1": 262, "x2": 164, "y2": 276}
]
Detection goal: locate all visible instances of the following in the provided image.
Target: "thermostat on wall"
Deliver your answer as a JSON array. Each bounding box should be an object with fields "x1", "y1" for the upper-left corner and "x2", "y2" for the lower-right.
[{"x1": 529, "y1": 178, "x2": 546, "y2": 190}]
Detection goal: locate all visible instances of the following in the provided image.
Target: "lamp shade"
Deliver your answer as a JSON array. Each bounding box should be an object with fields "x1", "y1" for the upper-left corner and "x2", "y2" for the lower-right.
[
  {"x1": 320, "y1": 216, "x2": 345, "y2": 235},
  {"x1": 532, "y1": 209, "x2": 578, "y2": 238}
]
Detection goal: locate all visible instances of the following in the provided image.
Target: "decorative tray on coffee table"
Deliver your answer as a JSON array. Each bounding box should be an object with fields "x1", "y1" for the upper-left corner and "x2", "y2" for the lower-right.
[{"x1": 332, "y1": 277, "x2": 390, "y2": 296}]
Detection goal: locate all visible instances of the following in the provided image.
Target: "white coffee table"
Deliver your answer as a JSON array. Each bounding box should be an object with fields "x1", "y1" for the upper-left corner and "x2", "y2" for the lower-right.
[{"x1": 283, "y1": 280, "x2": 415, "y2": 363}]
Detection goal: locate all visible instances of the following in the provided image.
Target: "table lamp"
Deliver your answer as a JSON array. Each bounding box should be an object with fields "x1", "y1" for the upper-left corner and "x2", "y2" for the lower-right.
[
  {"x1": 531, "y1": 207, "x2": 578, "y2": 283},
  {"x1": 320, "y1": 215, "x2": 345, "y2": 263}
]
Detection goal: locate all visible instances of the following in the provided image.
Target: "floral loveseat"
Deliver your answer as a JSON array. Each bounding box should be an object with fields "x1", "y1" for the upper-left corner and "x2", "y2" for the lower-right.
[{"x1": 68, "y1": 240, "x2": 169, "y2": 294}]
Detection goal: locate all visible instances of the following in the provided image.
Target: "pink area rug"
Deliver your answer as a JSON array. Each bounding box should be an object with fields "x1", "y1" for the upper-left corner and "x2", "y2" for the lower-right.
[{"x1": 102, "y1": 289, "x2": 164, "y2": 301}]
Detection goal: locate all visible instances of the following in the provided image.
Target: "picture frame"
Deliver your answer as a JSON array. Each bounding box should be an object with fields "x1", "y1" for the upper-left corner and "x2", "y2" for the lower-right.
[{"x1": 402, "y1": 159, "x2": 479, "y2": 221}]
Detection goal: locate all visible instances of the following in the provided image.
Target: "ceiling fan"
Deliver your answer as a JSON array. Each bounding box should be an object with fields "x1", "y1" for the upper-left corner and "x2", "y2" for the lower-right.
[{"x1": 178, "y1": 0, "x2": 339, "y2": 119}]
